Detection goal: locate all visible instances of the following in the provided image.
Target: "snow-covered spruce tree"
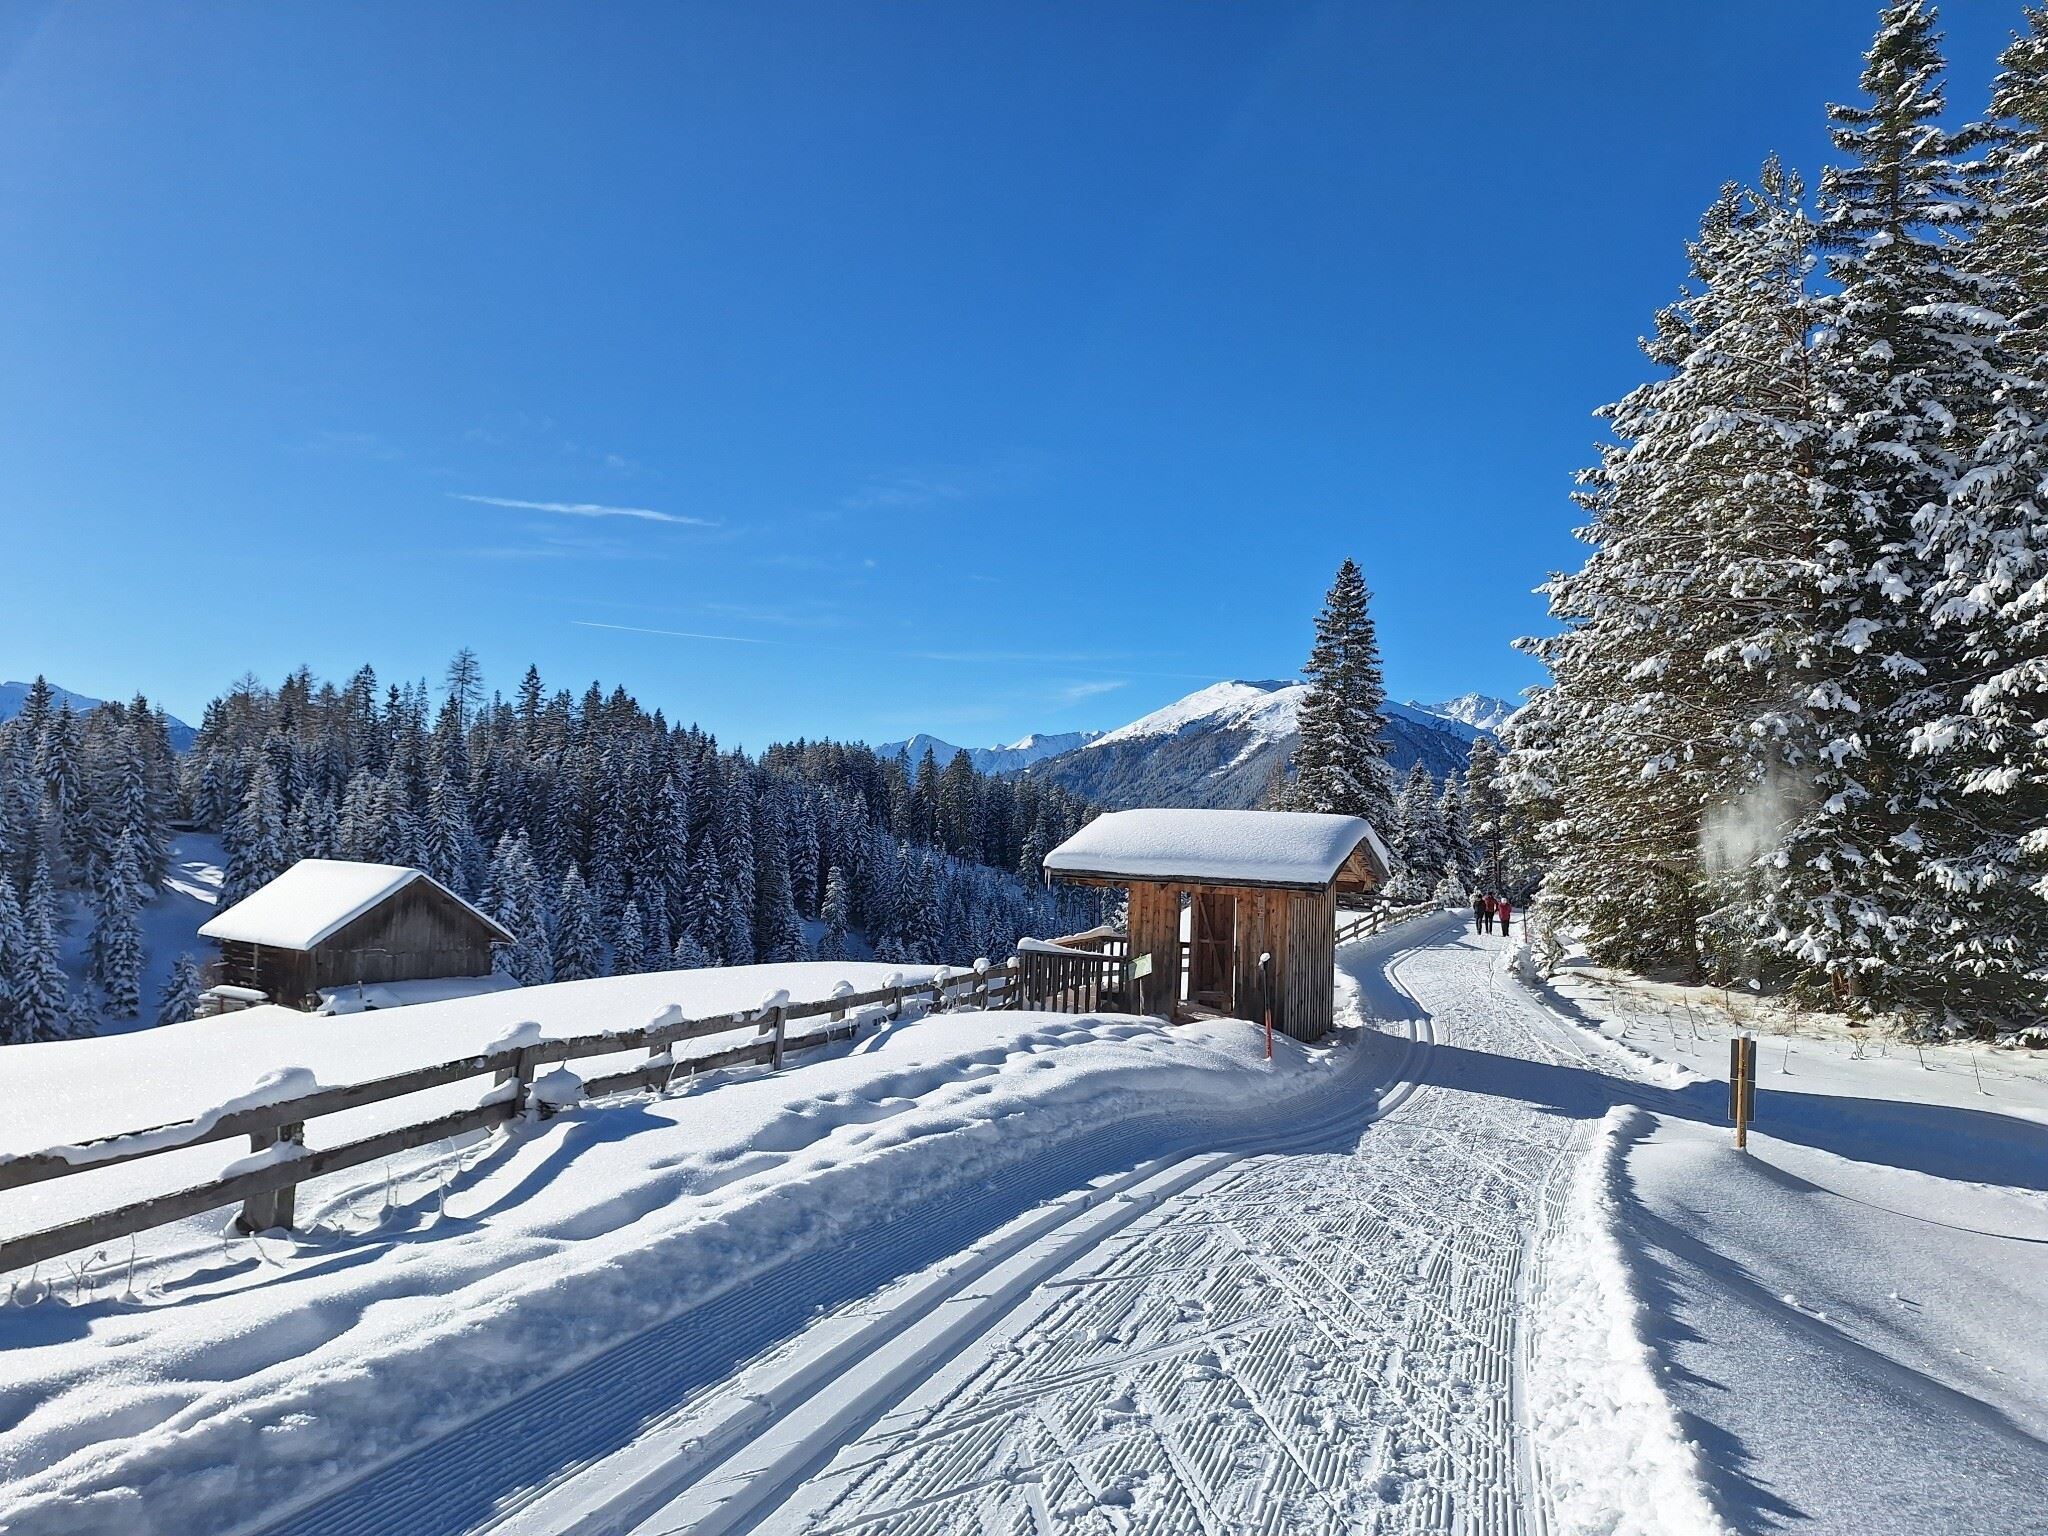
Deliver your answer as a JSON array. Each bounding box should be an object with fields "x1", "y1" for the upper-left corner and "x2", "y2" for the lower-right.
[
  {"x1": 1390, "y1": 764, "x2": 1447, "y2": 901},
  {"x1": 752, "y1": 791, "x2": 807, "y2": 964},
  {"x1": 1516, "y1": 163, "x2": 1824, "y2": 976},
  {"x1": 610, "y1": 898, "x2": 649, "y2": 976},
  {"x1": 1763, "y1": 2, "x2": 2007, "y2": 1011},
  {"x1": 670, "y1": 932, "x2": 712, "y2": 970},
  {"x1": 1436, "y1": 772, "x2": 1475, "y2": 892},
  {"x1": 156, "y1": 952, "x2": 205, "y2": 1027},
  {"x1": 221, "y1": 757, "x2": 287, "y2": 907},
  {"x1": 818, "y1": 864, "x2": 851, "y2": 962},
  {"x1": 1464, "y1": 735, "x2": 1510, "y2": 892},
  {"x1": 0, "y1": 875, "x2": 28, "y2": 1045},
  {"x1": 18, "y1": 855, "x2": 82, "y2": 1039},
  {"x1": 1901, "y1": 9, "x2": 2048, "y2": 1022},
  {"x1": 551, "y1": 864, "x2": 603, "y2": 982},
  {"x1": 1288, "y1": 559, "x2": 1397, "y2": 830},
  {"x1": 89, "y1": 831, "x2": 144, "y2": 1018}
]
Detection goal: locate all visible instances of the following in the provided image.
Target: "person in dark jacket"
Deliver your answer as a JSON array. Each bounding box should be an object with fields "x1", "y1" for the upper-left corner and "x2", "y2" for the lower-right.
[{"x1": 1472, "y1": 890, "x2": 1489, "y2": 935}]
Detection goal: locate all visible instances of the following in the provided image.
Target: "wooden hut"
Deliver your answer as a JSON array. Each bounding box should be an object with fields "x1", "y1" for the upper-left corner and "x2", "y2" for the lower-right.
[
  {"x1": 1041, "y1": 809, "x2": 1391, "y2": 1041},
  {"x1": 199, "y1": 859, "x2": 514, "y2": 1011}
]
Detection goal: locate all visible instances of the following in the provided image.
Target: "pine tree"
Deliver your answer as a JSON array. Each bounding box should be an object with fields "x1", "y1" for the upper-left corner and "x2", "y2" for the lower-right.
[
  {"x1": 1902, "y1": 9, "x2": 2048, "y2": 1016},
  {"x1": 222, "y1": 758, "x2": 287, "y2": 906},
  {"x1": 1437, "y1": 773, "x2": 1475, "y2": 892},
  {"x1": 611, "y1": 898, "x2": 649, "y2": 975},
  {"x1": 752, "y1": 792, "x2": 807, "y2": 964},
  {"x1": 1766, "y1": 1, "x2": 2006, "y2": 1007},
  {"x1": 670, "y1": 931, "x2": 712, "y2": 969},
  {"x1": 0, "y1": 875, "x2": 28, "y2": 1045},
  {"x1": 818, "y1": 864, "x2": 852, "y2": 962},
  {"x1": 1390, "y1": 765, "x2": 1447, "y2": 900},
  {"x1": 1517, "y1": 164, "x2": 1823, "y2": 975},
  {"x1": 18, "y1": 855, "x2": 81, "y2": 1039},
  {"x1": 156, "y1": 952, "x2": 204, "y2": 1028},
  {"x1": 1288, "y1": 559, "x2": 1397, "y2": 830},
  {"x1": 90, "y1": 831, "x2": 144, "y2": 1018},
  {"x1": 551, "y1": 864, "x2": 604, "y2": 982}
]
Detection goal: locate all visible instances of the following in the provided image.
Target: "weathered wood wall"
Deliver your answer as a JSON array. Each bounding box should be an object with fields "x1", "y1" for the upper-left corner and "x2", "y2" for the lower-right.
[
  {"x1": 1125, "y1": 880, "x2": 1183, "y2": 1017},
  {"x1": 309, "y1": 881, "x2": 499, "y2": 992}
]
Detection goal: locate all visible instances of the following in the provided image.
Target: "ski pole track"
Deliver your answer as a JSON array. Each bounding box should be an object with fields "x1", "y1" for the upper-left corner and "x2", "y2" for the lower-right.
[{"x1": 767, "y1": 922, "x2": 1619, "y2": 1536}]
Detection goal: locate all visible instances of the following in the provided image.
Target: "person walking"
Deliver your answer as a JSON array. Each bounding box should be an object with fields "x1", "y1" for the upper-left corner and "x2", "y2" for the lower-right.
[
  {"x1": 1471, "y1": 889, "x2": 1488, "y2": 935},
  {"x1": 1498, "y1": 897, "x2": 1513, "y2": 939}
]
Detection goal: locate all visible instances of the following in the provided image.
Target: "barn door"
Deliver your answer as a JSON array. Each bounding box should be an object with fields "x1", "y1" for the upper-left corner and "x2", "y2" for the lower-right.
[{"x1": 1191, "y1": 891, "x2": 1235, "y2": 1009}]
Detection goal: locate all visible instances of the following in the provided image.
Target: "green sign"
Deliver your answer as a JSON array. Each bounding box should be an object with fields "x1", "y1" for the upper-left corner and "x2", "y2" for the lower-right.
[{"x1": 1130, "y1": 953, "x2": 1155, "y2": 980}]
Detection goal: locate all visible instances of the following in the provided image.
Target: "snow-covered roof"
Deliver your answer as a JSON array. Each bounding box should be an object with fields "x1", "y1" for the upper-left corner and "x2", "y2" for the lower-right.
[
  {"x1": 198, "y1": 859, "x2": 513, "y2": 950},
  {"x1": 1043, "y1": 809, "x2": 1391, "y2": 891}
]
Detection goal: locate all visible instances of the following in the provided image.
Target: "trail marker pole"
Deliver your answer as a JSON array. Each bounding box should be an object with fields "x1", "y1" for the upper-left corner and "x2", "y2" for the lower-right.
[{"x1": 1729, "y1": 1034, "x2": 1756, "y2": 1150}]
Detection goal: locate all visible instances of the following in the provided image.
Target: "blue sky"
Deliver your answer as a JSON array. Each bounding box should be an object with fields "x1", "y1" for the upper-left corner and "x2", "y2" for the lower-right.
[{"x1": 0, "y1": 2, "x2": 2022, "y2": 746}]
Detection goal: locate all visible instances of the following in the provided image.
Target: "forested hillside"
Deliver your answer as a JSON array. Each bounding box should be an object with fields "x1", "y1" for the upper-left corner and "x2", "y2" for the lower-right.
[{"x1": 0, "y1": 663, "x2": 1105, "y2": 1043}]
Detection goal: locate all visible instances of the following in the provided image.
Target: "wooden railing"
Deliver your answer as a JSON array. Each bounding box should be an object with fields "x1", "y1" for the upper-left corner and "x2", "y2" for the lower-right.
[
  {"x1": 0, "y1": 963, "x2": 1022, "y2": 1276},
  {"x1": 1336, "y1": 898, "x2": 1441, "y2": 945}
]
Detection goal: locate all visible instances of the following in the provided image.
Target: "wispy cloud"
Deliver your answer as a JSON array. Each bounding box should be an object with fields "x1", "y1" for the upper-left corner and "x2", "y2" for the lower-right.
[
  {"x1": 452, "y1": 493, "x2": 717, "y2": 527},
  {"x1": 1058, "y1": 679, "x2": 1128, "y2": 703},
  {"x1": 841, "y1": 473, "x2": 965, "y2": 513}
]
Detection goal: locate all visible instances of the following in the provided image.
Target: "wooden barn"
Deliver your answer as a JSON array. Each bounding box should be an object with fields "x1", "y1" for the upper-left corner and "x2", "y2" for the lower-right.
[
  {"x1": 199, "y1": 859, "x2": 513, "y2": 1011},
  {"x1": 1041, "y1": 808, "x2": 1391, "y2": 1041}
]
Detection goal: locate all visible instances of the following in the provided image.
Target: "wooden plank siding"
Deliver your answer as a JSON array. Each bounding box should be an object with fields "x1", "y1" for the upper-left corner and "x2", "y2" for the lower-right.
[
  {"x1": 1125, "y1": 881, "x2": 1182, "y2": 1018},
  {"x1": 215, "y1": 879, "x2": 503, "y2": 1008}
]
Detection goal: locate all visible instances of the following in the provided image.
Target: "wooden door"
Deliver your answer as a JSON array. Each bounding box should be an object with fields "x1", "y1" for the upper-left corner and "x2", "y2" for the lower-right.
[{"x1": 1191, "y1": 891, "x2": 1235, "y2": 1008}]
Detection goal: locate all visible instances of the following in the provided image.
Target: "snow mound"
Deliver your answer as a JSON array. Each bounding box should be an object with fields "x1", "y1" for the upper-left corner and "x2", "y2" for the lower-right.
[{"x1": 1527, "y1": 1106, "x2": 1730, "y2": 1535}]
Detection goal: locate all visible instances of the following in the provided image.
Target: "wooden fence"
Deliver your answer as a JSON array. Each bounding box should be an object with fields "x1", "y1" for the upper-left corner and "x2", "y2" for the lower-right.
[
  {"x1": 3, "y1": 902, "x2": 1446, "y2": 1276},
  {"x1": 1335, "y1": 898, "x2": 1438, "y2": 946},
  {"x1": 0, "y1": 963, "x2": 1022, "y2": 1277}
]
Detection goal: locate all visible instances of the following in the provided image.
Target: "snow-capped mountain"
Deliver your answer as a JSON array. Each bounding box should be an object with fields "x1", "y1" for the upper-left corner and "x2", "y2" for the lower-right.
[
  {"x1": 1021, "y1": 680, "x2": 1475, "y2": 810},
  {"x1": 1411, "y1": 692, "x2": 1515, "y2": 735},
  {"x1": 0, "y1": 680, "x2": 197, "y2": 751},
  {"x1": 875, "y1": 729, "x2": 1104, "y2": 777}
]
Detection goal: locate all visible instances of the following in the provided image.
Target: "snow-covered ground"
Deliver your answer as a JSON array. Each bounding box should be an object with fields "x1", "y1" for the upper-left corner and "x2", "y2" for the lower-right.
[
  {"x1": 1526, "y1": 959, "x2": 2048, "y2": 1535},
  {"x1": 5, "y1": 915, "x2": 2042, "y2": 1535}
]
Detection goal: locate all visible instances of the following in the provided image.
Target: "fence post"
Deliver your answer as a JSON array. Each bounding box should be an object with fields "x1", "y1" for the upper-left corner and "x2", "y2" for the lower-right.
[
  {"x1": 770, "y1": 1004, "x2": 787, "y2": 1070},
  {"x1": 974, "y1": 961, "x2": 989, "y2": 1011},
  {"x1": 235, "y1": 1120, "x2": 306, "y2": 1234}
]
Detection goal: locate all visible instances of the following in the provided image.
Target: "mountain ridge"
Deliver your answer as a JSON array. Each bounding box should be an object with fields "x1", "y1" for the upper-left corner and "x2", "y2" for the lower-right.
[{"x1": 0, "y1": 680, "x2": 197, "y2": 752}]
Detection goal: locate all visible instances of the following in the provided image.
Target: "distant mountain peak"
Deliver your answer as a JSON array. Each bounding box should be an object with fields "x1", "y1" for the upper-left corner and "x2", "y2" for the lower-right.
[
  {"x1": 874, "y1": 728, "x2": 1103, "y2": 777},
  {"x1": 1407, "y1": 693, "x2": 1515, "y2": 735}
]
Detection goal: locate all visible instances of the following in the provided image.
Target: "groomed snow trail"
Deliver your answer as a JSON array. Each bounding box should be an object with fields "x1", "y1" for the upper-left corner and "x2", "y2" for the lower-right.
[{"x1": 569, "y1": 916, "x2": 1627, "y2": 1536}]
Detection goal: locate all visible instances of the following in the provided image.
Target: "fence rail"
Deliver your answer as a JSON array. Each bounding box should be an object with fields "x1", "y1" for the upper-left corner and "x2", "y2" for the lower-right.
[
  {"x1": 0, "y1": 962, "x2": 1022, "y2": 1277},
  {"x1": 1335, "y1": 899, "x2": 1439, "y2": 946}
]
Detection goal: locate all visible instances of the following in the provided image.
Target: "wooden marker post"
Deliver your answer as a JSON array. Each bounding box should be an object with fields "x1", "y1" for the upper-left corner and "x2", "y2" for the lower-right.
[{"x1": 1729, "y1": 1034, "x2": 1757, "y2": 1149}]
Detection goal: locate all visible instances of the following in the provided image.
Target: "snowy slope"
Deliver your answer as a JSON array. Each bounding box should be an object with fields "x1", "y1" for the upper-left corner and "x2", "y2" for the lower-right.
[
  {"x1": 1516, "y1": 958, "x2": 2048, "y2": 1535},
  {"x1": 1024, "y1": 679, "x2": 1474, "y2": 809},
  {"x1": 0, "y1": 680, "x2": 196, "y2": 751},
  {"x1": 874, "y1": 729, "x2": 1102, "y2": 775}
]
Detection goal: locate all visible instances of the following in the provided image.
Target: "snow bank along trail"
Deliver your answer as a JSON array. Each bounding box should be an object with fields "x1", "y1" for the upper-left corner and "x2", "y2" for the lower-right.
[{"x1": 505, "y1": 915, "x2": 1647, "y2": 1536}]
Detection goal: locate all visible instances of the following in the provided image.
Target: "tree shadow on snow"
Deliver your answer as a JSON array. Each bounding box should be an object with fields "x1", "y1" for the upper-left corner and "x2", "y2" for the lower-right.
[{"x1": 1419, "y1": 1040, "x2": 2048, "y2": 1192}]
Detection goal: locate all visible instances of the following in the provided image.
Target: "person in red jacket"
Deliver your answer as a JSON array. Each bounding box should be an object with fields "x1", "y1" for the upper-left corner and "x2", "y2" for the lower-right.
[{"x1": 1498, "y1": 898, "x2": 1513, "y2": 938}]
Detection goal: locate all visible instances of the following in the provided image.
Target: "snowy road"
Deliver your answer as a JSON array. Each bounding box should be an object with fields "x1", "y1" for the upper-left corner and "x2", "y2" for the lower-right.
[{"x1": 500, "y1": 915, "x2": 1634, "y2": 1536}]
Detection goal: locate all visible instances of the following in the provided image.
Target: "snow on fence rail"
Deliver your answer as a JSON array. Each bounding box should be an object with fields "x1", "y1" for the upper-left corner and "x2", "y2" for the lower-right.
[{"x1": 0, "y1": 963, "x2": 1023, "y2": 1276}]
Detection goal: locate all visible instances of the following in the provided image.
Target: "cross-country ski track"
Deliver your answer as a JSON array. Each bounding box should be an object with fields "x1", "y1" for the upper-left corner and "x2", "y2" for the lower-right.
[{"x1": 243, "y1": 912, "x2": 1658, "y2": 1536}]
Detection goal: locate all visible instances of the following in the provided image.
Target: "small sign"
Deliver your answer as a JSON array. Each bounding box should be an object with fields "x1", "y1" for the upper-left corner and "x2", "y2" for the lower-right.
[{"x1": 1130, "y1": 953, "x2": 1155, "y2": 980}]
